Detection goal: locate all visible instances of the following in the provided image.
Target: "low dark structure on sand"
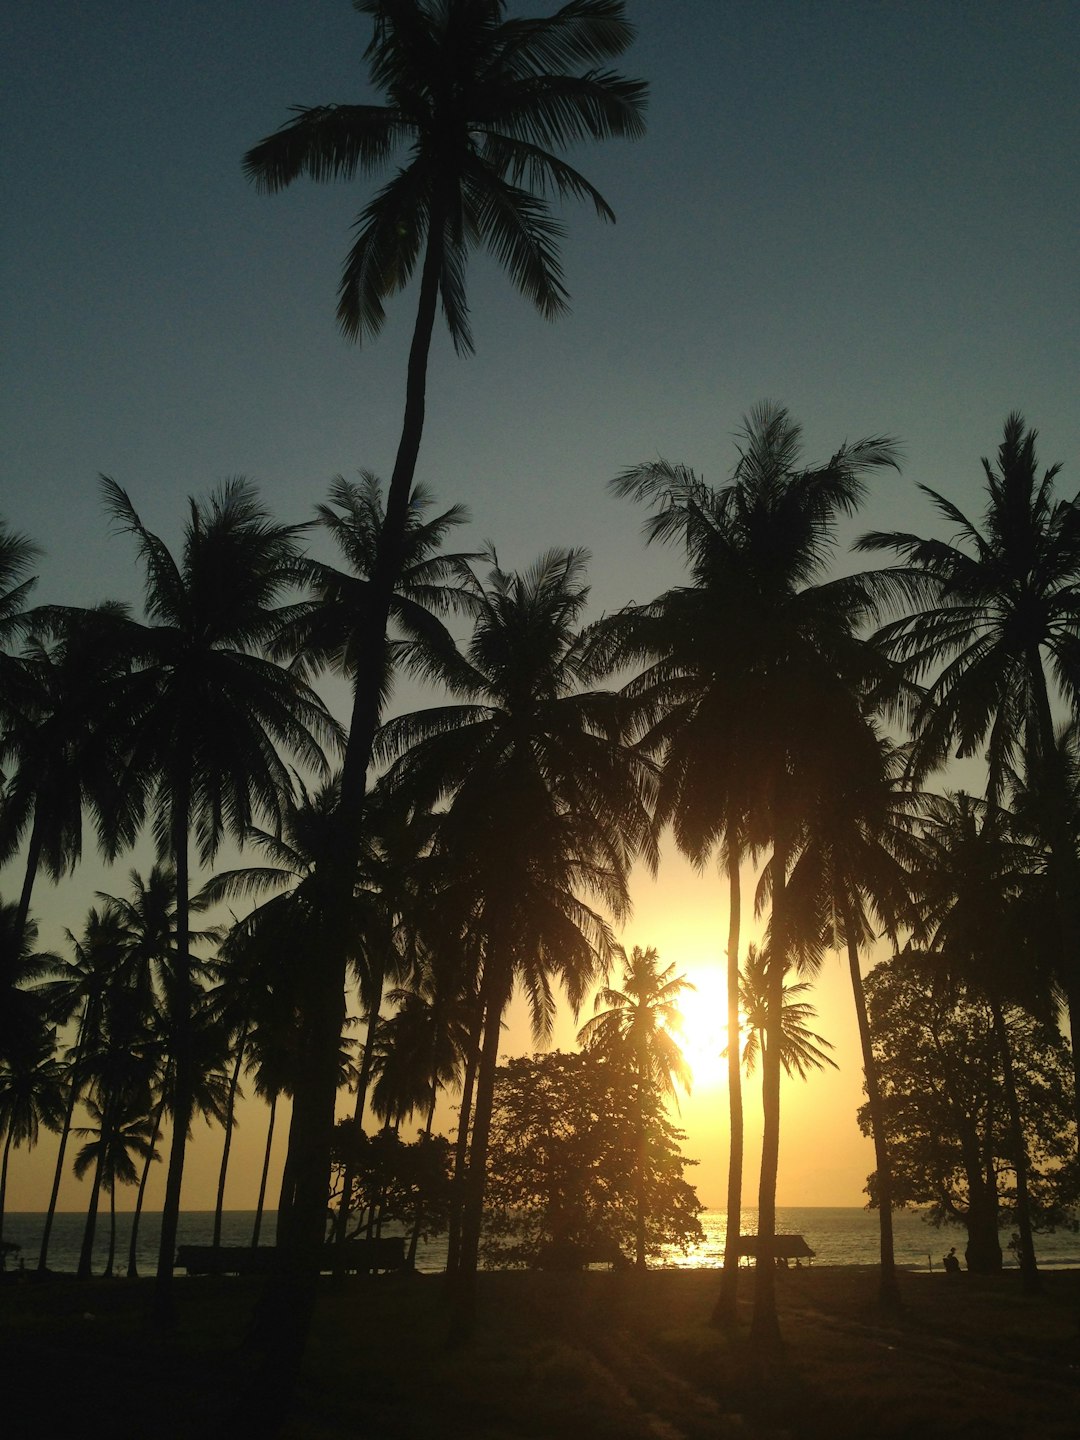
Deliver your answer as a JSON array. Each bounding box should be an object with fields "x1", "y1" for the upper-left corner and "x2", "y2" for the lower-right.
[
  {"x1": 735, "y1": 1234, "x2": 815, "y2": 1266},
  {"x1": 176, "y1": 1237, "x2": 407, "y2": 1276}
]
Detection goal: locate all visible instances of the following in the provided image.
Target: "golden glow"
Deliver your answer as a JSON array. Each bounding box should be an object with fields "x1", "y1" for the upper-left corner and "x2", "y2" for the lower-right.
[{"x1": 672, "y1": 966, "x2": 729, "y2": 1092}]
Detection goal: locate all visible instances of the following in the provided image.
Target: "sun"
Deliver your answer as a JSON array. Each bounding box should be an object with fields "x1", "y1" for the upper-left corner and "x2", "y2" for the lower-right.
[{"x1": 670, "y1": 966, "x2": 729, "y2": 1092}]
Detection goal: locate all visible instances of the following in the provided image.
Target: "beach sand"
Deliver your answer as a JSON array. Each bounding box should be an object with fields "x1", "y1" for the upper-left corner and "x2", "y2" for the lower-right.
[{"x1": 4, "y1": 1264, "x2": 1078, "y2": 1437}]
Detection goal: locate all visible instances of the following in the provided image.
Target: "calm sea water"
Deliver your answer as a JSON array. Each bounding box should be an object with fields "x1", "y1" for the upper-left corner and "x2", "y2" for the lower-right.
[{"x1": 6, "y1": 1207, "x2": 1080, "y2": 1276}]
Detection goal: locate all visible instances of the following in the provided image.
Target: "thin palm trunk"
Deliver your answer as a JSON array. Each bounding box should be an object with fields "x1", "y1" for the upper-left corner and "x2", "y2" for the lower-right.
[
  {"x1": 155, "y1": 789, "x2": 191, "y2": 1322},
  {"x1": 252, "y1": 1091, "x2": 278, "y2": 1248},
  {"x1": 77, "y1": 1148, "x2": 105, "y2": 1280},
  {"x1": 333, "y1": 952, "x2": 386, "y2": 1259},
  {"x1": 450, "y1": 961, "x2": 510, "y2": 1332},
  {"x1": 213, "y1": 1027, "x2": 248, "y2": 1249},
  {"x1": 843, "y1": 914, "x2": 900, "y2": 1310},
  {"x1": 714, "y1": 841, "x2": 744, "y2": 1326},
  {"x1": 406, "y1": 1086, "x2": 440, "y2": 1269},
  {"x1": 0, "y1": 1128, "x2": 12, "y2": 1248},
  {"x1": 988, "y1": 994, "x2": 1039, "y2": 1293},
  {"x1": 127, "y1": 1096, "x2": 165, "y2": 1277},
  {"x1": 104, "y1": 1175, "x2": 117, "y2": 1278},
  {"x1": 38, "y1": 1014, "x2": 89, "y2": 1272},
  {"x1": 14, "y1": 809, "x2": 45, "y2": 941},
  {"x1": 445, "y1": 999, "x2": 483, "y2": 1278},
  {"x1": 751, "y1": 829, "x2": 788, "y2": 1347}
]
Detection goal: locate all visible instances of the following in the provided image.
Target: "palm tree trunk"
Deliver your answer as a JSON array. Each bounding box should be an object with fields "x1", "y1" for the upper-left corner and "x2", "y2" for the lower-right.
[
  {"x1": 449, "y1": 961, "x2": 511, "y2": 1333},
  {"x1": 14, "y1": 808, "x2": 45, "y2": 941},
  {"x1": 714, "y1": 839, "x2": 744, "y2": 1326},
  {"x1": 38, "y1": 1017, "x2": 88, "y2": 1272},
  {"x1": 843, "y1": 912, "x2": 900, "y2": 1312},
  {"x1": 406, "y1": 1087, "x2": 440, "y2": 1269},
  {"x1": 77, "y1": 1150, "x2": 105, "y2": 1280},
  {"x1": 104, "y1": 1175, "x2": 117, "y2": 1278},
  {"x1": 155, "y1": 790, "x2": 192, "y2": 1323},
  {"x1": 332, "y1": 953, "x2": 386, "y2": 1260},
  {"x1": 128, "y1": 1097, "x2": 165, "y2": 1278},
  {"x1": 241, "y1": 211, "x2": 447, "y2": 1427},
  {"x1": 0, "y1": 1128, "x2": 12, "y2": 1249},
  {"x1": 252, "y1": 1091, "x2": 277, "y2": 1248},
  {"x1": 445, "y1": 994, "x2": 484, "y2": 1278},
  {"x1": 988, "y1": 995, "x2": 1039, "y2": 1293},
  {"x1": 751, "y1": 828, "x2": 788, "y2": 1348},
  {"x1": 213, "y1": 1028, "x2": 248, "y2": 1249}
]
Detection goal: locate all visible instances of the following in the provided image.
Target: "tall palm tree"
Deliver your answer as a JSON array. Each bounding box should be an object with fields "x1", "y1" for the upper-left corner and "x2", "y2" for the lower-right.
[
  {"x1": 857, "y1": 413, "x2": 1080, "y2": 1133},
  {"x1": 578, "y1": 945, "x2": 691, "y2": 1269},
  {"x1": 100, "y1": 476, "x2": 336, "y2": 1318},
  {"x1": 612, "y1": 403, "x2": 902, "y2": 1341},
  {"x1": 784, "y1": 731, "x2": 921, "y2": 1310},
  {"x1": 243, "y1": 8, "x2": 647, "y2": 1338},
  {"x1": 379, "y1": 548, "x2": 651, "y2": 1326}
]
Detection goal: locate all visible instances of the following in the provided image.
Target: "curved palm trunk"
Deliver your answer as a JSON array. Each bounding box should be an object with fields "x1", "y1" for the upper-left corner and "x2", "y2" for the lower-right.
[
  {"x1": 445, "y1": 998, "x2": 483, "y2": 1278},
  {"x1": 38, "y1": 1011, "x2": 90, "y2": 1272},
  {"x1": 213, "y1": 1027, "x2": 248, "y2": 1249},
  {"x1": 77, "y1": 1149, "x2": 105, "y2": 1280},
  {"x1": 406, "y1": 1086, "x2": 440, "y2": 1269},
  {"x1": 843, "y1": 912, "x2": 900, "y2": 1312},
  {"x1": 244, "y1": 212, "x2": 446, "y2": 1425},
  {"x1": 449, "y1": 961, "x2": 511, "y2": 1333},
  {"x1": 988, "y1": 995, "x2": 1039, "y2": 1293},
  {"x1": 0, "y1": 1128, "x2": 12, "y2": 1249},
  {"x1": 251, "y1": 1091, "x2": 278, "y2": 1248},
  {"x1": 127, "y1": 1096, "x2": 165, "y2": 1278},
  {"x1": 14, "y1": 808, "x2": 45, "y2": 942},
  {"x1": 154, "y1": 788, "x2": 192, "y2": 1324},
  {"x1": 104, "y1": 1175, "x2": 117, "y2": 1278},
  {"x1": 751, "y1": 829, "x2": 788, "y2": 1348},
  {"x1": 332, "y1": 951, "x2": 387, "y2": 1261},
  {"x1": 714, "y1": 841, "x2": 744, "y2": 1326}
]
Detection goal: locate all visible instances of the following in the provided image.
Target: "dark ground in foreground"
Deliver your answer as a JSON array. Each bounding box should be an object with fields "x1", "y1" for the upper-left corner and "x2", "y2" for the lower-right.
[{"x1": 4, "y1": 1265, "x2": 1079, "y2": 1438}]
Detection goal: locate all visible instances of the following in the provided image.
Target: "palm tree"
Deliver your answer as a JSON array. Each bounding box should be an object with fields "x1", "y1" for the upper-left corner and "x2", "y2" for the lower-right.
[
  {"x1": 784, "y1": 731, "x2": 921, "y2": 1310},
  {"x1": 0, "y1": 604, "x2": 137, "y2": 941},
  {"x1": 0, "y1": 518, "x2": 39, "y2": 720},
  {"x1": 100, "y1": 476, "x2": 336, "y2": 1317},
  {"x1": 0, "y1": 1024, "x2": 65, "y2": 1252},
  {"x1": 243, "y1": 8, "x2": 647, "y2": 1333},
  {"x1": 578, "y1": 945, "x2": 692, "y2": 1269},
  {"x1": 857, "y1": 413, "x2": 1080, "y2": 1133},
  {"x1": 379, "y1": 548, "x2": 651, "y2": 1325},
  {"x1": 74, "y1": 1090, "x2": 157, "y2": 1280},
  {"x1": 736, "y1": 943, "x2": 837, "y2": 1083},
  {"x1": 612, "y1": 402, "x2": 902, "y2": 1341}
]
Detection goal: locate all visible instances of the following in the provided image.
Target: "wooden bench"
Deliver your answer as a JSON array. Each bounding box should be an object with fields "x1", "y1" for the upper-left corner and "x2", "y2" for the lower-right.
[{"x1": 175, "y1": 1236, "x2": 407, "y2": 1276}]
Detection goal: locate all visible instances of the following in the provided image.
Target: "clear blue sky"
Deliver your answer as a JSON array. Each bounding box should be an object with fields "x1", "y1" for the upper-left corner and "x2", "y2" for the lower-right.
[{"x1": 3, "y1": 0, "x2": 1078, "y2": 1209}]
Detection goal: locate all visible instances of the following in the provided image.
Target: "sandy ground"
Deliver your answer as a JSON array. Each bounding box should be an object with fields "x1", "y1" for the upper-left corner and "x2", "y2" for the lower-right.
[{"x1": 4, "y1": 1264, "x2": 1079, "y2": 1438}]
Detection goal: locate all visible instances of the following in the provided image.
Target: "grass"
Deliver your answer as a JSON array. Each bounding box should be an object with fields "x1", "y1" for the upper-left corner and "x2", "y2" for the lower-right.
[{"x1": 4, "y1": 1265, "x2": 1080, "y2": 1438}]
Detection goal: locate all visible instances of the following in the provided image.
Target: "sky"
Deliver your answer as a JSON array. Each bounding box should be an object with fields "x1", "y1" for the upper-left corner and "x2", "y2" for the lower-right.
[{"x1": 3, "y1": 0, "x2": 1078, "y2": 1214}]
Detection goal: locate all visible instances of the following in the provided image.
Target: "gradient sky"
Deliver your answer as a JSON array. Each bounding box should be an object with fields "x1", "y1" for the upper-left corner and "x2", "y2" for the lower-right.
[{"x1": 3, "y1": 1, "x2": 1078, "y2": 1213}]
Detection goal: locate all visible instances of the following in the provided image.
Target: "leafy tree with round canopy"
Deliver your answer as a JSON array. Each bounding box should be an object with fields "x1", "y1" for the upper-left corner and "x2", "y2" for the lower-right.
[
  {"x1": 578, "y1": 944, "x2": 692, "y2": 1268},
  {"x1": 242, "y1": 9, "x2": 647, "y2": 1355}
]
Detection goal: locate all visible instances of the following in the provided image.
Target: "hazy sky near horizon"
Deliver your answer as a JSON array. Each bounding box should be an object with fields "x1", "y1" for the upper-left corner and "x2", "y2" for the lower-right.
[{"x1": 3, "y1": 0, "x2": 1078, "y2": 1214}]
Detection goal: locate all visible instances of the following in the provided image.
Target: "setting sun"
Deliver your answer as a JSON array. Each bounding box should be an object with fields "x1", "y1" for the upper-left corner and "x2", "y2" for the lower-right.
[{"x1": 671, "y1": 966, "x2": 729, "y2": 1092}]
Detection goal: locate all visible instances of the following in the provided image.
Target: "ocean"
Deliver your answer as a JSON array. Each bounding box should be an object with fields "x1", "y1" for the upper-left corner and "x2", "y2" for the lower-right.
[{"x1": 6, "y1": 1206, "x2": 1080, "y2": 1276}]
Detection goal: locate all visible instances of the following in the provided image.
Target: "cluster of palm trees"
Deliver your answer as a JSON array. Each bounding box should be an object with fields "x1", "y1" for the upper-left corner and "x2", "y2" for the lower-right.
[{"x1": 0, "y1": 16, "x2": 1076, "y2": 1426}]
